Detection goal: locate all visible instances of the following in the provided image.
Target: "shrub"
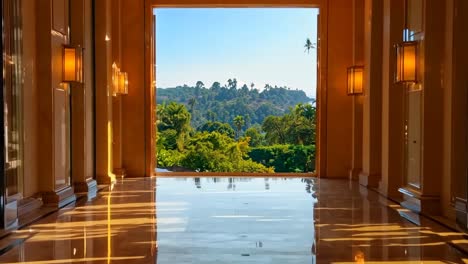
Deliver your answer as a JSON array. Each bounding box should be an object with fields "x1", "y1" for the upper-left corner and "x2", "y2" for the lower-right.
[{"x1": 248, "y1": 144, "x2": 315, "y2": 172}]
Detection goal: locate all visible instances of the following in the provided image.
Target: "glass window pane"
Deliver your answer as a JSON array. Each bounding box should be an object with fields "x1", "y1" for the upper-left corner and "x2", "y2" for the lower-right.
[{"x1": 3, "y1": 0, "x2": 24, "y2": 198}]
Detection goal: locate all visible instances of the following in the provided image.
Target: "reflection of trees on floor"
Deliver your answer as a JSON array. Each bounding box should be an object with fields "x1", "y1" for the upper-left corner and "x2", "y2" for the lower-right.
[{"x1": 1, "y1": 178, "x2": 466, "y2": 263}]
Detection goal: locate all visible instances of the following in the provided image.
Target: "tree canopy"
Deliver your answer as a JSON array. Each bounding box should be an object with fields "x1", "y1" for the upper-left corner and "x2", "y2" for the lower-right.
[
  {"x1": 156, "y1": 79, "x2": 314, "y2": 129},
  {"x1": 156, "y1": 101, "x2": 316, "y2": 173}
]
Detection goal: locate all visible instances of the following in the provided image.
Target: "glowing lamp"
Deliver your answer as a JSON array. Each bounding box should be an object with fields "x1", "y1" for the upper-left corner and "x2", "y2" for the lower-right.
[
  {"x1": 63, "y1": 45, "x2": 83, "y2": 83},
  {"x1": 112, "y1": 63, "x2": 120, "y2": 96},
  {"x1": 395, "y1": 41, "x2": 418, "y2": 83},
  {"x1": 117, "y1": 72, "x2": 128, "y2": 95},
  {"x1": 347, "y1": 66, "x2": 364, "y2": 95}
]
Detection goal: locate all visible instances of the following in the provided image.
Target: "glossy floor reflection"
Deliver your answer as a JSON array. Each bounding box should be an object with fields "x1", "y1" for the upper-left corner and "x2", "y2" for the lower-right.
[{"x1": 0, "y1": 177, "x2": 467, "y2": 263}]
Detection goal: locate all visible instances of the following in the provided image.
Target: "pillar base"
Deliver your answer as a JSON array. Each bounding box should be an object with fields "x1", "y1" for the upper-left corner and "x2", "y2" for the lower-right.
[
  {"x1": 378, "y1": 180, "x2": 403, "y2": 201},
  {"x1": 18, "y1": 197, "x2": 44, "y2": 217},
  {"x1": 455, "y1": 198, "x2": 468, "y2": 230},
  {"x1": 74, "y1": 179, "x2": 98, "y2": 199},
  {"x1": 398, "y1": 187, "x2": 441, "y2": 215},
  {"x1": 359, "y1": 172, "x2": 381, "y2": 188},
  {"x1": 42, "y1": 186, "x2": 76, "y2": 208},
  {"x1": 113, "y1": 168, "x2": 127, "y2": 178},
  {"x1": 349, "y1": 168, "x2": 362, "y2": 181},
  {"x1": 96, "y1": 174, "x2": 116, "y2": 185},
  {"x1": 4, "y1": 197, "x2": 19, "y2": 228}
]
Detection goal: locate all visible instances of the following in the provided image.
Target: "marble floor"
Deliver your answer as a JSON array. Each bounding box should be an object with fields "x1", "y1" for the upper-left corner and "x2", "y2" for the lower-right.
[{"x1": 0, "y1": 177, "x2": 467, "y2": 263}]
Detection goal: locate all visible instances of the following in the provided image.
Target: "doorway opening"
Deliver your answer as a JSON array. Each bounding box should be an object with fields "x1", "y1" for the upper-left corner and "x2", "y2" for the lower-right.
[{"x1": 152, "y1": 8, "x2": 319, "y2": 175}]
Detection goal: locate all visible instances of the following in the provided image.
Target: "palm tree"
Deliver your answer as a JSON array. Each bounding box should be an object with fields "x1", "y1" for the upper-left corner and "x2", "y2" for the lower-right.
[
  {"x1": 233, "y1": 115, "x2": 245, "y2": 140},
  {"x1": 262, "y1": 115, "x2": 286, "y2": 144},
  {"x1": 188, "y1": 97, "x2": 196, "y2": 114},
  {"x1": 187, "y1": 97, "x2": 197, "y2": 125},
  {"x1": 195, "y1": 81, "x2": 205, "y2": 89},
  {"x1": 304, "y1": 38, "x2": 316, "y2": 54},
  {"x1": 157, "y1": 102, "x2": 191, "y2": 151}
]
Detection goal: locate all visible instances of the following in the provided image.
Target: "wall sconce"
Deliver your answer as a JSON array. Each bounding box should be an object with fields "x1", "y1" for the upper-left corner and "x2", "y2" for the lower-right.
[
  {"x1": 395, "y1": 41, "x2": 418, "y2": 83},
  {"x1": 63, "y1": 45, "x2": 83, "y2": 83},
  {"x1": 112, "y1": 63, "x2": 120, "y2": 96},
  {"x1": 117, "y1": 71, "x2": 128, "y2": 95},
  {"x1": 112, "y1": 63, "x2": 128, "y2": 96},
  {"x1": 347, "y1": 66, "x2": 364, "y2": 95}
]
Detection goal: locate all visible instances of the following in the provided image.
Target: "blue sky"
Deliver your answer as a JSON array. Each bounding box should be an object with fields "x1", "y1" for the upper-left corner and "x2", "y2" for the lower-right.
[{"x1": 154, "y1": 8, "x2": 318, "y2": 98}]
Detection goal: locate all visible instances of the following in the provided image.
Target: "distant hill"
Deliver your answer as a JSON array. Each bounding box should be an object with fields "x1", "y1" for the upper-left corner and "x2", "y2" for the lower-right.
[{"x1": 156, "y1": 80, "x2": 314, "y2": 129}]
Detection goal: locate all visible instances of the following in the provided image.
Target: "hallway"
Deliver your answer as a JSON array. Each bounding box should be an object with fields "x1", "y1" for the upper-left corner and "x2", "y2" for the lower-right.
[{"x1": 0, "y1": 177, "x2": 467, "y2": 263}]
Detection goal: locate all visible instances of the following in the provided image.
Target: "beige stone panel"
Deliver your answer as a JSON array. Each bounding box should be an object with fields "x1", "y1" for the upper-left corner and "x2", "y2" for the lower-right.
[
  {"x1": 323, "y1": 0, "x2": 353, "y2": 178},
  {"x1": 22, "y1": 0, "x2": 39, "y2": 197},
  {"x1": 95, "y1": 0, "x2": 115, "y2": 184},
  {"x1": 84, "y1": 0, "x2": 95, "y2": 180},
  {"x1": 359, "y1": 0, "x2": 383, "y2": 187},
  {"x1": 51, "y1": 30, "x2": 70, "y2": 191},
  {"x1": 121, "y1": 0, "x2": 147, "y2": 177},
  {"x1": 446, "y1": 0, "x2": 468, "y2": 223},
  {"x1": 112, "y1": 0, "x2": 124, "y2": 175},
  {"x1": 399, "y1": 0, "x2": 447, "y2": 216},
  {"x1": 379, "y1": 0, "x2": 405, "y2": 199},
  {"x1": 52, "y1": 0, "x2": 69, "y2": 35},
  {"x1": 53, "y1": 88, "x2": 71, "y2": 190},
  {"x1": 31, "y1": 0, "x2": 77, "y2": 206},
  {"x1": 112, "y1": 97, "x2": 123, "y2": 171},
  {"x1": 36, "y1": 0, "x2": 55, "y2": 193},
  {"x1": 349, "y1": 0, "x2": 364, "y2": 180},
  {"x1": 70, "y1": 0, "x2": 86, "y2": 185},
  {"x1": 419, "y1": 0, "x2": 445, "y2": 197}
]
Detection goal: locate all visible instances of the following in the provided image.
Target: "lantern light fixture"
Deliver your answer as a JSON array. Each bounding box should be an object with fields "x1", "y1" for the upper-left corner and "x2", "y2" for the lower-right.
[
  {"x1": 117, "y1": 71, "x2": 128, "y2": 95},
  {"x1": 112, "y1": 63, "x2": 128, "y2": 96},
  {"x1": 395, "y1": 41, "x2": 418, "y2": 84},
  {"x1": 112, "y1": 63, "x2": 120, "y2": 96},
  {"x1": 63, "y1": 45, "x2": 83, "y2": 83},
  {"x1": 347, "y1": 66, "x2": 364, "y2": 95}
]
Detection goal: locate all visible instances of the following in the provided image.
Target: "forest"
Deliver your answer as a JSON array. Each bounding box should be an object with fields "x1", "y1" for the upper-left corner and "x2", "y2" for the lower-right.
[
  {"x1": 156, "y1": 79, "x2": 316, "y2": 173},
  {"x1": 156, "y1": 79, "x2": 313, "y2": 129}
]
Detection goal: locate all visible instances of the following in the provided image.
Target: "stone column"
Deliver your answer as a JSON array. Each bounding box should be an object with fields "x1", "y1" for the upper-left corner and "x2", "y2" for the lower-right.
[
  {"x1": 95, "y1": 0, "x2": 116, "y2": 184},
  {"x1": 121, "y1": 0, "x2": 147, "y2": 177},
  {"x1": 112, "y1": 0, "x2": 126, "y2": 178},
  {"x1": 349, "y1": 0, "x2": 365, "y2": 180},
  {"x1": 36, "y1": 0, "x2": 76, "y2": 207},
  {"x1": 379, "y1": 0, "x2": 405, "y2": 199},
  {"x1": 441, "y1": 0, "x2": 468, "y2": 227},
  {"x1": 399, "y1": 0, "x2": 446, "y2": 215},
  {"x1": 113, "y1": 96, "x2": 126, "y2": 177},
  {"x1": 359, "y1": 0, "x2": 383, "y2": 187},
  {"x1": 70, "y1": 0, "x2": 98, "y2": 196}
]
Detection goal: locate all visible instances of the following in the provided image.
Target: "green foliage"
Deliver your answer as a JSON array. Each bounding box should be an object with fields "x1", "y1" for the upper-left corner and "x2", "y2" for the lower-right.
[
  {"x1": 158, "y1": 129, "x2": 178, "y2": 150},
  {"x1": 304, "y1": 38, "x2": 316, "y2": 53},
  {"x1": 155, "y1": 100, "x2": 316, "y2": 173},
  {"x1": 157, "y1": 148, "x2": 184, "y2": 168},
  {"x1": 156, "y1": 79, "x2": 313, "y2": 129},
  {"x1": 180, "y1": 132, "x2": 273, "y2": 173},
  {"x1": 198, "y1": 121, "x2": 235, "y2": 138},
  {"x1": 262, "y1": 116, "x2": 286, "y2": 144},
  {"x1": 248, "y1": 145, "x2": 315, "y2": 173},
  {"x1": 157, "y1": 102, "x2": 191, "y2": 151},
  {"x1": 262, "y1": 103, "x2": 316, "y2": 145},
  {"x1": 244, "y1": 126, "x2": 264, "y2": 147},
  {"x1": 233, "y1": 115, "x2": 245, "y2": 139}
]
